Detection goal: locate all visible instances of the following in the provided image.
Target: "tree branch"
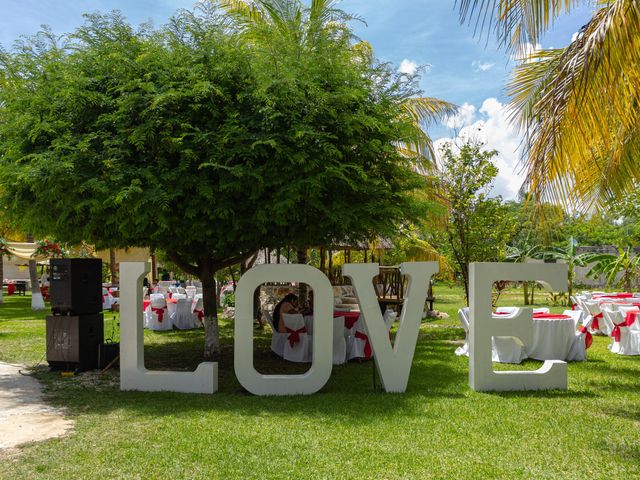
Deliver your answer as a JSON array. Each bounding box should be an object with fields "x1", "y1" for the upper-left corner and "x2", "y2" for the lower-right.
[{"x1": 168, "y1": 251, "x2": 200, "y2": 277}]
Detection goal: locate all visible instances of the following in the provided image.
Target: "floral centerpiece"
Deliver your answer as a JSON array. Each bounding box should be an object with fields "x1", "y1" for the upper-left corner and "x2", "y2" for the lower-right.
[{"x1": 33, "y1": 239, "x2": 67, "y2": 258}]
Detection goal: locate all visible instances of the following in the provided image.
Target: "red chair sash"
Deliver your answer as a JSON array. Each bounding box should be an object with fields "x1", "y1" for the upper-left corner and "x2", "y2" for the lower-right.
[
  {"x1": 152, "y1": 306, "x2": 166, "y2": 323},
  {"x1": 194, "y1": 308, "x2": 204, "y2": 322},
  {"x1": 355, "y1": 331, "x2": 372, "y2": 358},
  {"x1": 611, "y1": 321, "x2": 627, "y2": 342},
  {"x1": 591, "y1": 313, "x2": 602, "y2": 331},
  {"x1": 286, "y1": 326, "x2": 307, "y2": 347},
  {"x1": 7, "y1": 283, "x2": 15, "y2": 295},
  {"x1": 624, "y1": 311, "x2": 639, "y2": 327},
  {"x1": 578, "y1": 326, "x2": 593, "y2": 349}
]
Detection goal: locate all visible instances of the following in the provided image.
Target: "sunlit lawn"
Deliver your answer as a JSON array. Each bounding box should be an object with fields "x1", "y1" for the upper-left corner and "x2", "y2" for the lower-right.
[{"x1": 0, "y1": 287, "x2": 638, "y2": 479}]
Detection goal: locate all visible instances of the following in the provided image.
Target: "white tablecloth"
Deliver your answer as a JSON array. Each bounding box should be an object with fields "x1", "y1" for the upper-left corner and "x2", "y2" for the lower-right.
[{"x1": 527, "y1": 318, "x2": 576, "y2": 361}]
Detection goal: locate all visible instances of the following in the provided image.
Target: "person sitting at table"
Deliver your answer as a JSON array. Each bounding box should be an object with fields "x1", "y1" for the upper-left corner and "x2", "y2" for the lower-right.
[{"x1": 272, "y1": 293, "x2": 299, "y2": 333}]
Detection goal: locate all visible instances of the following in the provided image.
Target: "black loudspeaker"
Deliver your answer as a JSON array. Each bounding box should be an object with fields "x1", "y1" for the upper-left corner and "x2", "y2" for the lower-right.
[
  {"x1": 50, "y1": 258, "x2": 102, "y2": 315},
  {"x1": 46, "y1": 314, "x2": 104, "y2": 371}
]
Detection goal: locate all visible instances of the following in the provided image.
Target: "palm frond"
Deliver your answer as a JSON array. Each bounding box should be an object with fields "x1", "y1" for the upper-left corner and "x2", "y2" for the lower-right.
[{"x1": 508, "y1": 0, "x2": 640, "y2": 210}]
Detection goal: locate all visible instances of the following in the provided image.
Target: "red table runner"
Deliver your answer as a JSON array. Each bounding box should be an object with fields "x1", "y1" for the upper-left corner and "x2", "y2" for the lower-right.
[{"x1": 532, "y1": 313, "x2": 572, "y2": 320}]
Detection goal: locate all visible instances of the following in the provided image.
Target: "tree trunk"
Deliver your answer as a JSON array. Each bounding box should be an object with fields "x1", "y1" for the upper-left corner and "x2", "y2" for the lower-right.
[
  {"x1": 109, "y1": 248, "x2": 119, "y2": 284},
  {"x1": 523, "y1": 281, "x2": 529, "y2": 305},
  {"x1": 200, "y1": 264, "x2": 220, "y2": 360},
  {"x1": 297, "y1": 248, "x2": 308, "y2": 304},
  {"x1": 26, "y1": 233, "x2": 44, "y2": 310},
  {"x1": 151, "y1": 253, "x2": 157, "y2": 281}
]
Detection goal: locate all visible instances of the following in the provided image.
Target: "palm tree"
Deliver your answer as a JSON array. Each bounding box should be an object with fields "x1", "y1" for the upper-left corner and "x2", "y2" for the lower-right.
[
  {"x1": 542, "y1": 236, "x2": 591, "y2": 305},
  {"x1": 505, "y1": 243, "x2": 541, "y2": 305},
  {"x1": 458, "y1": 1, "x2": 640, "y2": 210}
]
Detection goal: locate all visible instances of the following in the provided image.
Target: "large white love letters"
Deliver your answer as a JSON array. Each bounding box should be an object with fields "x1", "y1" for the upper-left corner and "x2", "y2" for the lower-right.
[
  {"x1": 118, "y1": 261, "x2": 572, "y2": 396},
  {"x1": 469, "y1": 262, "x2": 568, "y2": 392}
]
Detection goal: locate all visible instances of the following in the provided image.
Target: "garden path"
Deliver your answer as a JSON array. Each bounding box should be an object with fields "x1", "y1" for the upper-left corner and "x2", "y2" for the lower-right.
[{"x1": 0, "y1": 362, "x2": 73, "y2": 453}]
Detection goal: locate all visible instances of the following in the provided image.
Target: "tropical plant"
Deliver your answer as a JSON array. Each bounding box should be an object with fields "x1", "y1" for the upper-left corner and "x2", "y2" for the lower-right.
[
  {"x1": 586, "y1": 247, "x2": 640, "y2": 292},
  {"x1": 505, "y1": 243, "x2": 541, "y2": 305},
  {"x1": 458, "y1": 0, "x2": 640, "y2": 210},
  {"x1": 541, "y1": 236, "x2": 591, "y2": 305}
]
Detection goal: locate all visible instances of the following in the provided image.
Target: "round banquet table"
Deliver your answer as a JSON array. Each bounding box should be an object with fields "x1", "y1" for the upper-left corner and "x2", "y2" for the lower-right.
[
  {"x1": 303, "y1": 311, "x2": 361, "y2": 336},
  {"x1": 527, "y1": 314, "x2": 576, "y2": 361}
]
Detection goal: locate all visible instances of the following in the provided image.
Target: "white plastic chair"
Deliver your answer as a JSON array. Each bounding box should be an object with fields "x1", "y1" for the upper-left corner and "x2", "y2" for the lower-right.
[
  {"x1": 332, "y1": 316, "x2": 347, "y2": 365},
  {"x1": 263, "y1": 309, "x2": 287, "y2": 358},
  {"x1": 282, "y1": 313, "x2": 311, "y2": 363},
  {"x1": 146, "y1": 294, "x2": 172, "y2": 331}
]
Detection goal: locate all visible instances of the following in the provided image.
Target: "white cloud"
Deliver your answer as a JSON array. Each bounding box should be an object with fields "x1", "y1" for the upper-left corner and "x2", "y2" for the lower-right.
[
  {"x1": 398, "y1": 59, "x2": 418, "y2": 76},
  {"x1": 571, "y1": 31, "x2": 580, "y2": 42},
  {"x1": 445, "y1": 102, "x2": 476, "y2": 129},
  {"x1": 513, "y1": 42, "x2": 542, "y2": 63},
  {"x1": 472, "y1": 60, "x2": 495, "y2": 72},
  {"x1": 436, "y1": 98, "x2": 524, "y2": 200}
]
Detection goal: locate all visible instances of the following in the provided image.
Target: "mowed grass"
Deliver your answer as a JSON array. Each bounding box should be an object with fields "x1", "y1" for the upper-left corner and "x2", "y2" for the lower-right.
[{"x1": 0, "y1": 288, "x2": 639, "y2": 479}]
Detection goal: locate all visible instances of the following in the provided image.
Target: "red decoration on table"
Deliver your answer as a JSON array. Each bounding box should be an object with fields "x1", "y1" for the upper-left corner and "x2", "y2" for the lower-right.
[
  {"x1": 532, "y1": 313, "x2": 572, "y2": 320},
  {"x1": 286, "y1": 326, "x2": 307, "y2": 347},
  {"x1": 578, "y1": 326, "x2": 593, "y2": 349}
]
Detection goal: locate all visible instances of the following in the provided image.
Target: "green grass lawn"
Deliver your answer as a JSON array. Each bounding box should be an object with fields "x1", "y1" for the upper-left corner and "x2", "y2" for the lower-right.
[{"x1": 0, "y1": 288, "x2": 639, "y2": 479}]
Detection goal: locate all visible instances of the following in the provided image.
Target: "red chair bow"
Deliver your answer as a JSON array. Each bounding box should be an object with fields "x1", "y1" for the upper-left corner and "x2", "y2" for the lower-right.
[
  {"x1": 152, "y1": 306, "x2": 166, "y2": 323},
  {"x1": 355, "y1": 331, "x2": 372, "y2": 358},
  {"x1": 591, "y1": 313, "x2": 603, "y2": 331},
  {"x1": 286, "y1": 326, "x2": 307, "y2": 347},
  {"x1": 194, "y1": 308, "x2": 204, "y2": 322},
  {"x1": 611, "y1": 321, "x2": 626, "y2": 342},
  {"x1": 578, "y1": 326, "x2": 593, "y2": 349},
  {"x1": 7, "y1": 283, "x2": 15, "y2": 295}
]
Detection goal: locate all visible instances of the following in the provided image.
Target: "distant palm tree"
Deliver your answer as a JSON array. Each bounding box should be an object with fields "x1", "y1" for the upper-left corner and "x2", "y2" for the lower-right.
[{"x1": 458, "y1": 0, "x2": 640, "y2": 210}]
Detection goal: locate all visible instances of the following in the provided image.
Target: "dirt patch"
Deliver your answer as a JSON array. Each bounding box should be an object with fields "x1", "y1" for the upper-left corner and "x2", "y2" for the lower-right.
[{"x1": 0, "y1": 363, "x2": 73, "y2": 452}]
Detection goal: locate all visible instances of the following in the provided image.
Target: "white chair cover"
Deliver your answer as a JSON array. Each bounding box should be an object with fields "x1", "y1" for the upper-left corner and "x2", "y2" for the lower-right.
[
  {"x1": 455, "y1": 308, "x2": 470, "y2": 356},
  {"x1": 172, "y1": 297, "x2": 196, "y2": 330},
  {"x1": 346, "y1": 314, "x2": 372, "y2": 361},
  {"x1": 607, "y1": 310, "x2": 640, "y2": 355},
  {"x1": 177, "y1": 287, "x2": 186, "y2": 295},
  {"x1": 263, "y1": 309, "x2": 286, "y2": 358},
  {"x1": 567, "y1": 315, "x2": 594, "y2": 362},
  {"x1": 332, "y1": 316, "x2": 347, "y2": 365},
  {"x1": 584, "y1": 301, "x2": 609, "y2": 335},
  {"x1": 102, "y1": 287, "x2": 114, "y2": 311},
  {"x1": 146, "y1": 294, "x2": 172, "y2": 331},
  {"x1": 562, "y1": 309, "x2": 583, "y2": 329},
  {"x1": 186, "y1": 286, "x2": 197, "y2": 299},
  {"x1": 383, "y1": 309, "x2": 398, "y2": 331},
  {"x1": 282, "y1": 313, "x2": 311, "y2": 362},
  {"x1": 192, "y1": 296, "x2": 205, "y2": 327}
]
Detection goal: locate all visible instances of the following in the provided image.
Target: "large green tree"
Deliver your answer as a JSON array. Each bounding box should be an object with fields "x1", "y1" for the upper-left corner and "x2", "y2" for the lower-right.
[
  {"x1": 0, "y1": 6, "x2": 430, "y2": 358},
  {"x1": 436, "y1": 141, "x2": 516, "y2": 301}
]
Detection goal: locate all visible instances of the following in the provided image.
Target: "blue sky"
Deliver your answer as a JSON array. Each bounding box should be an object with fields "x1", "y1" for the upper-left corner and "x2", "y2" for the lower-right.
[{"x1": 0, "y1": 0, "x2": 594, "y2": 198}]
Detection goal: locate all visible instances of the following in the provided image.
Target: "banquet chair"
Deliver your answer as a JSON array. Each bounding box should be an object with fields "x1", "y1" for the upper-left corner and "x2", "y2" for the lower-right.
[
  {"x1": 172, "y1": 296, "x2": 195, "y2": 330},
  {"x1": 532, "y1": 307, "x2": 550, "y2": 314},
  {"x1": 168, "y1": 286, "x2": 179, "y2": 295},
  {"x1": 562, "y1": 309, "x2": 583, "y2": 329},
  {"x1": 383, "y1": 309, "x2": 398, "y2": 331},
  {"x1": 455, "y1": 308, "x2": 470, "y2": 357},
  {"x1": 177, "y1": 287, "x2": 186, "y2": 295},
  {"x1": 584, "y1": 301, "x2": 609, "y2": 336},
  {"x1": 332, "y1": 316, "x2": 347, "y2": 365},
  {"x1": 185, "y1": 286, "x2": 197, "y2": 298},
  {"x1": 102, "y1": 287, "x2": 114, "y2": 311},
  {"x1": 566, "y1": 314, "x2": 594, "y2": 362},
  {"x1": 605, "y1": 310, "x2": 640, "y2": 355},
  {"x1": 282, "y1": 313, "x2": 311, "y2": 362},
  {"x1": 146, "y1": 294, "x2": 172, "y2": 331},
  {"x1": 192, "y1": 296, "x2": 205, "y2": 327},
  {"x1": 346, "y1": 314, "x2": 371, "y2": 360},
  {"x1": 263, "y1": 309, "x2": 287, "y2": 358}
]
